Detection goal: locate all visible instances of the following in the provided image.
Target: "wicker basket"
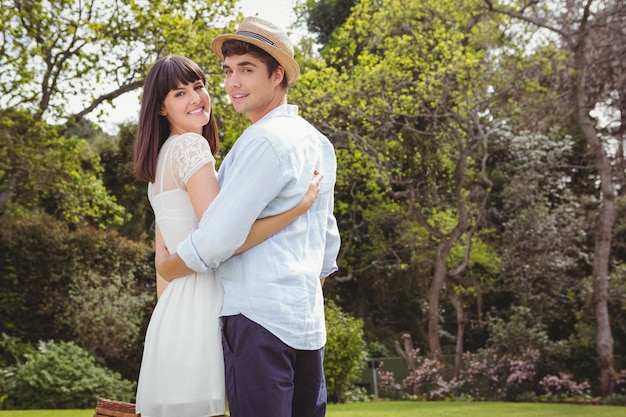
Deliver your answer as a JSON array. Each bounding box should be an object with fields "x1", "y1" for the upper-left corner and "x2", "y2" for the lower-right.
[{"x1": 93, "y1": 398, "x2": 140, "y2": 417}]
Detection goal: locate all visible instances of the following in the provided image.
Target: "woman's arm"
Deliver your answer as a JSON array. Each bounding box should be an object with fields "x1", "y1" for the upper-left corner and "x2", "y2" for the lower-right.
[
  {"x1": 153, "y1": 162, "x2": 220, "y2": 280},
  {"x1": 156, "y1": 171, "x2": 323, "y2": 281},
  {"x1": 154, "y1": 224, "x2": 171, "y2": 299},
  {"x1": 186, "y1": 163, "x2": 220, "y2": 220}
]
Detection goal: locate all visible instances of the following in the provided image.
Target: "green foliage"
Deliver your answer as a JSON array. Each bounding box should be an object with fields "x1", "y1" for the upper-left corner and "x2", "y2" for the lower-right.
[
  {"x1": 298, "y1": 0, "x2": 357, "y2": 45},
  {"x1": 0, "y1": 214, "x2": 155, "y2": 380},
  {"x1": 95, "y1": 123, "x2": 154, "y2": 242},
  {"x1": 331, "y1": 143, "x2": 408, "y2": 271},
  {"x1": 487, "y1": 306, "x2": 555, "y2": 355},
  {"x1": 0, "y1": 109, "x2": 126, "y2": 228},
  {"x1": 58, "y1": 269, "x2": 154, "y2": 371},
  {"x1": 0, "y1": 334, "x2": 34, "y2": 368},
  {"x1": 324, "y1": 299, "x2": 368, "y2": 403},
  {"x1": 602, "y1": 393, "x2": 626, "y2": 406},
  {"x1": 4, "y1": 340, "x2": 134, "y2": 409},
  {"x1": 0, "y1": 334, "x2": 35, "y2": 409},
  {"x1": 0, "y1": 0, "x2": 239, "y2": 123},
  {"x1": 295, "y1": 0, "x2": 509, "y2": 357},
  {"x1": 486, "y1": 306, "x2": 575, "y2": 382},
  {"x1": 489, "y1": 127, "x2": 589, "y2": 331}
]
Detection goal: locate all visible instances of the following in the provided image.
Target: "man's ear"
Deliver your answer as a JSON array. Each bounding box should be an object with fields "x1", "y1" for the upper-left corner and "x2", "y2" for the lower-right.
[{"x1": 274, "y1": 66, "x2": 285, "y2": 85}]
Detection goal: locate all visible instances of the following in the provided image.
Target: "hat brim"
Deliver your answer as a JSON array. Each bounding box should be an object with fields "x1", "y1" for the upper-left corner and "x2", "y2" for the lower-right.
[{"x1": 212, "y1": 34, "x2": 300, "y2": 85}]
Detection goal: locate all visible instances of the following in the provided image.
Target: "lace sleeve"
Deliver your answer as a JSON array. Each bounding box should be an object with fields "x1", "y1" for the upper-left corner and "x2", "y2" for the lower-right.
[{"x1": 170, "y1": 133, "x2": 216, "y2": 188}]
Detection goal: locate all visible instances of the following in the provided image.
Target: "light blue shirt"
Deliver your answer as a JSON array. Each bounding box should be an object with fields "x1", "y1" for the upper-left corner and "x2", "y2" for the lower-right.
[{"x1": 177, "y1": 104, "x2": 340, "y2": 350}]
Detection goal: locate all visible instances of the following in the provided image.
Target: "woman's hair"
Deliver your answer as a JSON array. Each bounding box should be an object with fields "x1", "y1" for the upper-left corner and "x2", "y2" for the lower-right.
[
  {"x1": 133, "y1": 55, "x2": 219, "y2": 183},
  {"x1": 221, "y1": 40, "x2": 289, "y2": 90}
]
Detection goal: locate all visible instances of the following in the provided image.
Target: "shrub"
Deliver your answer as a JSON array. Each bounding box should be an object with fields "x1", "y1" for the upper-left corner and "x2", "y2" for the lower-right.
[
  {"x1": 487, "y1": 306, "x2": 572, "y2": 379},
  {"x1": 403, "y1": 352, "x2": 452, "y2": 400},
  {"x1": 5, "y1": 340, "x2": 135, "y2": 409},
  {"x1": 0, "y1": 334, "x2": 35, "y2": 409},
  {"x1": 0, "y1": 214, "x2": 154, "y2": 380},
  {"x1": 376, "y1": 365, "x2": 409, "y2": 400},
  {"x1": 539, "y1": 372, "x2": 591, "y2": 402},
  {"x1": 615, "y1": 369, "x2": 626, "y2": 395},
  {"x1": 376, "y1": 348, "x2": 538, "y2": 401},
  {"x1": 324, "y1": 299, "x2": 368, "y2": 403},
  {"x1": 453, "y1": 348, "x2": 539, "y2": 401},
  {"x1": 602, "y1": 393, "x2": 626, "y2": 406}
]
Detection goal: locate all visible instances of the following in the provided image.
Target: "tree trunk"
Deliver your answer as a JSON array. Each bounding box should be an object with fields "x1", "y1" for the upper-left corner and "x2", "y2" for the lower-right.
[
  {"x1": 448, "y1": 288, "x2": 466, "y2": 379},
  {"x1": 394, "y1": 333, "x2": 416, "y2": 373},
  {"x1": 427, "y1": 238, "x2": 456, "y2": 359},
  {"x1": 0, "y1": 171, "x2": 17, "y2": 215},
  {"x1": 573, "y1": 2, "x2": 616, "y2": 396},
  {"x1": 592, "y1": 196, "x2": 616, "y2": 396},
  {"x1": 582, "y1": 109, "x2": 617, "y2": 396}
]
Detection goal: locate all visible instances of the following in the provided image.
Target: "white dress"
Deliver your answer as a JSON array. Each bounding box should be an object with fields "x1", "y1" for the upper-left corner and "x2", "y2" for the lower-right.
[{"x1": 136, "y1": 133, "x2": 226, "y2": 417}]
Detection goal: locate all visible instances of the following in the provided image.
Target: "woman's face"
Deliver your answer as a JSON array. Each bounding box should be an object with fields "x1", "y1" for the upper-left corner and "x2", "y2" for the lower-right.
[{"x1": 160, "y1": 79, "x2": 211, "y2": 136}]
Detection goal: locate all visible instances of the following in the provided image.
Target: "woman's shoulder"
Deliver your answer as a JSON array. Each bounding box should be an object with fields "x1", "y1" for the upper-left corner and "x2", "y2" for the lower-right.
[
  {"x1": 178, "y1": 131, "x2": 205, "y2": 140},
  {"x1": 168, "y1": 132, "x2": 213, "y2": 153},
  {"x1": 168, "y1": 131, "x2": 206, "y2": 145},
  {"x1": 169, "y1": 132, "x2": 215, "y2": 179}
]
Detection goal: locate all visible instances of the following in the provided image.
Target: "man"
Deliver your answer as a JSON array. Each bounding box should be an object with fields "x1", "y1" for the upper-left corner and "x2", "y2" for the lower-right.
[{"x1": 157, "y1": 17, "x2": 340, "y2": 417}]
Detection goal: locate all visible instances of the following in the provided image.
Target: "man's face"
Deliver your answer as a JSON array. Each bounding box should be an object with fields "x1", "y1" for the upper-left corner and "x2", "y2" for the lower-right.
[{"x1": 222, "y1": 53, "x2": 284, "y2": 123}]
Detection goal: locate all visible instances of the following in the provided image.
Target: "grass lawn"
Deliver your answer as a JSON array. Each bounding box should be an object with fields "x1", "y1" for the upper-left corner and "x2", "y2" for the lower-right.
[
  {"x1": 1, "y1": 401, "x2": 625, "y2": 417},
  {"x1": 327, "y1": 401, "x2": 626, "y2": 416}
]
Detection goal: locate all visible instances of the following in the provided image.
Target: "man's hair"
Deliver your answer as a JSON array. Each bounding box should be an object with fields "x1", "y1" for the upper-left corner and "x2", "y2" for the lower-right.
[{"x1": 221, "y1": 40, "x2": 289, "y2": 90}]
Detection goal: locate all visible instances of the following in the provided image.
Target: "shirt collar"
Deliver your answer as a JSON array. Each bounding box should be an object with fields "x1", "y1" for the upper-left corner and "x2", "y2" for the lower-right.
[{"x1": 257, "y1": 103, "x2": 298, "y2": 123}]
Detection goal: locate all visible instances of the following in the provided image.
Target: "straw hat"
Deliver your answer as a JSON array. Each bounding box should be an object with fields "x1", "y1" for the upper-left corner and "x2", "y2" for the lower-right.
[{"x1": 211, "y1": 16, "x2": 300, "y2": 84}]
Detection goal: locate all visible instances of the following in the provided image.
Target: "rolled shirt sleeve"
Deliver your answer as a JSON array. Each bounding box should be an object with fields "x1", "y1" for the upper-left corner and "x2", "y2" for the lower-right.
[
  {"x1": 175, "y1": 104, "x2": 341, "y2": 350},
  {"x1": 177, "y1": 132, "x2": 289, "y2": 272}
]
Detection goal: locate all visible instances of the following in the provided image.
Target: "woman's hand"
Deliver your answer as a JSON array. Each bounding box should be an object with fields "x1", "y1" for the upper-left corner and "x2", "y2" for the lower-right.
[
  {"x1": 297, "y1": 170, "x2": 323, "y2": 212},
  {"x1": 155, "y1": 245, "x2": 172, "y2": 279},
  {"x1": 234, "y1": 170, "x2": 324, "y2": 255},
  {"x1": 155, "y1": 245, "x2": 192, "y2": 281}
]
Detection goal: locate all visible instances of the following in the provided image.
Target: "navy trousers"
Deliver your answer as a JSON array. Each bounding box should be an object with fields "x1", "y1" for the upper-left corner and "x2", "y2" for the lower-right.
[{"x1": 221, "y1": 314, "x2": 327, "y2": 417}]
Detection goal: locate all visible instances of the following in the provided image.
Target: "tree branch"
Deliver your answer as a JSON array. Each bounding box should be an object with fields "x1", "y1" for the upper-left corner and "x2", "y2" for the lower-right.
[{"x1": 71, "y1": 80, "x2": 144, "y2": 122}]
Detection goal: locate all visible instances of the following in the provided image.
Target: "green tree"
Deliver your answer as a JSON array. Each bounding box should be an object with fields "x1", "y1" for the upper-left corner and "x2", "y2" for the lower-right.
[
  {"x1": 294, "y1": 0, "x2": 506, "y2": 362},
  {"x1": 483, "y1": 0, "x2": 626, "y2": 396},
  {"x1": 0, "y1": 109, "x2": 125, "y2": 228},
  {"x1": 96, "y1": 123, "x2": 155, "y2": 242},
  {"x1": 0, "y1": 0, "x2": 239, "y2": 124},
  {"x1": 296, "y1": 0, "x2": 357, "y2": 45},
  {"x1": 490, "y1": 128, "x2": 588, "y2": 331}
]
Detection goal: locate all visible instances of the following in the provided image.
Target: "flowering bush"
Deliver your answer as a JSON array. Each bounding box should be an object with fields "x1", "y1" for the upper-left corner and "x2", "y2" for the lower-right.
[
  {"x1": 403, "y1": 355, "x2": 452, "y2": 400},
  {"x1": 539, "y1": 372, "x2": 591, "y2": 401},
  {"x1": 453, "y1": 348, "x2": 539, "y2": 400},
  {"x1": 376, "y1": 363, "x2": 409, "y2": 400},
  {"x1": 375, "y1": 347, "x2": 595, "y2": 403},
  {"x1": 615, "y1": 369, "x2": 626, "y2": 395}
]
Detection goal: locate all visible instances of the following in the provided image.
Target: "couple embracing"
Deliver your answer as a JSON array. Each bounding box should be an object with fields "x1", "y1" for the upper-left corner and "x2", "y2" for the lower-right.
[{"x1": 133, "y1": 16, "x2": 340, "y2": 417}]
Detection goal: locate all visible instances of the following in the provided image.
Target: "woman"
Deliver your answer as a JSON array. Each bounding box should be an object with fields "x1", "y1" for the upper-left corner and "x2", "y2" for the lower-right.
[{"x1": 132, "y1": 55, "x2": 319, "y2": 417}]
